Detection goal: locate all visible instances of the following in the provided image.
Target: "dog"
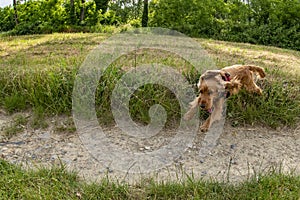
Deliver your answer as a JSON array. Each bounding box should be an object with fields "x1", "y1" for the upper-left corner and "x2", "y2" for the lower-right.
[{"x1": 184, "y1": 65, "x2": 266, "y2": 132}]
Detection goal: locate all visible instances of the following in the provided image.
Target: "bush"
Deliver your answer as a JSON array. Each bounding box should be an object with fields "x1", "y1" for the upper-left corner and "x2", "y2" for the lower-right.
[{"x1": 0, "y1": 6, "x2": 15, "y2": 32}]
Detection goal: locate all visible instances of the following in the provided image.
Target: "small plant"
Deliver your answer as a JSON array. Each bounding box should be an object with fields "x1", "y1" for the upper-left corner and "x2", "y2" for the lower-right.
[
  {"x1": 54, "y1": 117, "x2": 76, "y2": 133},
  {"x1": 30, "y1": 107, "x2": 48, "y2": 130},
  {"x1": 3, "y1": 114, "x2": 28, "y2": 138},
  {"x1": 3, "y1": 93, "x2": 27, "y2": 113}
]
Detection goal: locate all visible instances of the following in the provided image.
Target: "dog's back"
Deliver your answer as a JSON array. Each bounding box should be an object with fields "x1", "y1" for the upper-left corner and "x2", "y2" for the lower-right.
[
  {"x1": 222, "y1": 65, "x2": 265, "y2": 95},
  {"x1": 222, "y1": 65, "x2": 265, "y2": 79}
]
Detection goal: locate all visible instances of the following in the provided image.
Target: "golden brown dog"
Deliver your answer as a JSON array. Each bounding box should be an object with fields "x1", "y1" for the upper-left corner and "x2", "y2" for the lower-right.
[{"x1": 184, "y1": 65, "x2": 265, "y2": 132}]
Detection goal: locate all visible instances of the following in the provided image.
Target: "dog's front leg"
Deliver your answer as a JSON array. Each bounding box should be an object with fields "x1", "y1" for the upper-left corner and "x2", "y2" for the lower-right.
[
  {"x1": 200, "y1": 98, "x2": 224, "y2": 132},
  {"x1": 200, "y1": 115, "x2": 211, "y2": 132}
]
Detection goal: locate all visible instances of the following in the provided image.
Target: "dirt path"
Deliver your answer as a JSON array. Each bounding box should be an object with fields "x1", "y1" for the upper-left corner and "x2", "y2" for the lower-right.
[{"x1": 0, "y1": 113, "x2": 299, "y2": 183}]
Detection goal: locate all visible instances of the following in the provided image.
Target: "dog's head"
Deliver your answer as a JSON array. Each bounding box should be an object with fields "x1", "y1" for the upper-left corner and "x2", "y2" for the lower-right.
[{"x1": 196, "y1": 70, "x2": 232, "y2": 113}]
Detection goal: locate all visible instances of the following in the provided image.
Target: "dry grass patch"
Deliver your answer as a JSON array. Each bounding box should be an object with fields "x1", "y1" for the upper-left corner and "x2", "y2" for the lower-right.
[{"x1": 198, "y1": 39, "x2": 300, "y2": 76}]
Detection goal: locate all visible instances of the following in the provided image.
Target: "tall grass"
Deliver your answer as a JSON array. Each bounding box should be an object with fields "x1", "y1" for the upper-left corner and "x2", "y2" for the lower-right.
[
  {"x1": 227, "y1": 77, "x2": 300, "y2": 128},
  {"x1": 0, "y1": 33, "x2": 299, "y2": 128},
  {"x1": 0, "y1": 66, "x2": 77, "y2": 114}
]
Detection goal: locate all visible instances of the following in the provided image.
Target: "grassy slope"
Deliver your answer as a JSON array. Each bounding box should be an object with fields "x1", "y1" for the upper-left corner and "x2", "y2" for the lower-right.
[
  {"x1": 0, "y1": 33, "x2": 299, "y2": 127},
  {"x1": 0, "y1": 33, "x2": 106, "y2": 114}
]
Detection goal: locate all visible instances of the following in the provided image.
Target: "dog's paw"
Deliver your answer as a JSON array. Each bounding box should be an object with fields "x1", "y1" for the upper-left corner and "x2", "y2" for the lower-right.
[
  {"x1": 200, "y1": 124, "x2": 209, "y2": 132},
  {"x1": 183, "y1": 112, "x2": 192, "y2": 121},
  {"x1": 255, "y1": 88, "x2": 263, "y2": 95}
]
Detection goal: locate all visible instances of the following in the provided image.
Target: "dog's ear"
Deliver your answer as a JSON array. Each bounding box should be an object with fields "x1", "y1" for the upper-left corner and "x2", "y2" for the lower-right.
[
  {"x1": 197, "y1": 74, "x2": 207, "y2": 88},
  {"x1": 196, "y1": 77, "x2": 202, "y2": 88},
  {"x1": 203, "y1": 70, "x2": 222, "y2": 78},
  {"x1": 199, "y1": 70, "x2": 222, "y2": 87},
  {"x1": 224, "y1": 78, "x2": 241, "y2": 95}
]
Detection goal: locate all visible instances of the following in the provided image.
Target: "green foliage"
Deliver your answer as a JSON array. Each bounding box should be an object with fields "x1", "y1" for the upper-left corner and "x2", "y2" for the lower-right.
[
  {"x1": 149, "y1": 0, "x2": 229, "y2": 37},
  {"x1": 0, "y1": 0, "x2": 109, "y2": 34},
  {"x1": 94, "y1": 0, "x2": 110, "y2": 12},
  {"x1": 150, "y1": 0, "x2": 300, "y2": 50},
  {"x1": 0, "y1": 159, "x2": 81, "y2": 199},
  {"x1": 30, "y1": 106, "x2": 49, "y2": 129},
  {"x1": 1, "y1": 0, "x2": 299, "y2": 50},
  {"x1": 145, "y1": 171, "x2": 300, "y2": 199},
  {"x1": 129, "y1": 18, "x2": 142, "y2": 28},
  {"x1": 0, "y1": 0, "x2": 146, "y2": 34},
  {"x1": 95, "y1": 65, "x2": 124, "y2": 124},
  {"x1": 0, "y1": 6, "x2": 15, "y2": 32},
  {"x1": 108, "y1": 0, "x2": 144, "y2": 24}
]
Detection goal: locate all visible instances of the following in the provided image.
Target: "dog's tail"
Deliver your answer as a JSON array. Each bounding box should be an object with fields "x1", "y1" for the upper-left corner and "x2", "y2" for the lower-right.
[{"x1": 247, "y1": 65, "x2": 266, "y2": 78}]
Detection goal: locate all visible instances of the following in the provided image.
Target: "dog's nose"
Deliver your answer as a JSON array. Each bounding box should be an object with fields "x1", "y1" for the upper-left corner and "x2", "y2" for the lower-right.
[{"x1": 200, "y1": 104, "x2": 206, "y2": 109}]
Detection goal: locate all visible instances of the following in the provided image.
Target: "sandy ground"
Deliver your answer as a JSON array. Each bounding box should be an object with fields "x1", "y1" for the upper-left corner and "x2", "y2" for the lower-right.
[{"x1": 0, "y1": 113, "x2": 299, "y2": 184}]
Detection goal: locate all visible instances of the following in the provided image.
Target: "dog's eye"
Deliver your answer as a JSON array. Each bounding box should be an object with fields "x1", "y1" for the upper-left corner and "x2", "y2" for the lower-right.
[
  {"x1": 199, "y1": 90, "x2": 203, "y2": 94},
  {"x1": 208, "y1": 90, "x2": 213, "y2": 95}
]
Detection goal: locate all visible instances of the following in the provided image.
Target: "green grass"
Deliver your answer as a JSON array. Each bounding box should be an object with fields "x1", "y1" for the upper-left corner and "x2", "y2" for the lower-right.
[
  {"x1": 0, "y1": 33, "x2": 299, "y2": 128},
  {"x1": 1, "y1": 33, "x2": 300, "y2": 199},
  {"x1": 0, "y1": 159, "x2": 299, "y2": 199}
]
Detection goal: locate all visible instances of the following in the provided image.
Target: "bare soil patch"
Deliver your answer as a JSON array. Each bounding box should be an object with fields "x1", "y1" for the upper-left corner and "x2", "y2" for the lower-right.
[{"x1": 0, "y1": 113, "x2": 299, "y2": 183}]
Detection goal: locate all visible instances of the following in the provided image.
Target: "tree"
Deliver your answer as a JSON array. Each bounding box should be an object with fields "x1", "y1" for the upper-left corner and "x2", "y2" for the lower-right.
[
  {"x1": 141, "y1": 0, "x2": 148, "y2": 27},
  {"x1": 94, "y1": 0, "x2": 110, "y2": 13},
  {"x1": 250, "y1": 0, "x2": 271, "y2": 25}
]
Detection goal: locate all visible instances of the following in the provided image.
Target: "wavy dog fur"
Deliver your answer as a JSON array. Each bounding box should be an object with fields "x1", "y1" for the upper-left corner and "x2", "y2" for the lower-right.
[{"x1": 184, "y1": 65, "x2": 265, "y2": 132}]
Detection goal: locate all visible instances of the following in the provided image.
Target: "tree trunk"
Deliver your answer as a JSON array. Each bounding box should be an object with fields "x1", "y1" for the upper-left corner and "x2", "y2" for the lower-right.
[
  {"x1": 13, "y1": 0, "x2": 19, "y2": 25},
  {"x1": 80, "y1": 0, "x2": 85, "y2": 24},
  {"x1": 70, "y1": 0, "x2": 76, "y2": 25},
  {"x1": 142, "y1": 0, "x2": 148, "y2": 27}
]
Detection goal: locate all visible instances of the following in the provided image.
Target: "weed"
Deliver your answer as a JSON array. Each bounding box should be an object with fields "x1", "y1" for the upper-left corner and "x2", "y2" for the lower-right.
[
  {"x1": 54, "y1": 117, "x2": 76, "y2": 133},
  {"x1": 2, "y1": 114, "x2": 28, "y2": 138},
  {"x1": 30, "y1": 107, "x2": 49, "y2": 129}
]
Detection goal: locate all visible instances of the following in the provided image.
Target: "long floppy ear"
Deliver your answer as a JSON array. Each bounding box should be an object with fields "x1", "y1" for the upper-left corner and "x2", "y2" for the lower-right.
[
  {"x1": 202, "y1": 70, "x2": 222, "y2": 78},
  {"x1": 196, "y1": 76, "x2": 203, "y2": 88},
  {"x1": 224, "y1": 78, "x2": 242, "y2": 95}
]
